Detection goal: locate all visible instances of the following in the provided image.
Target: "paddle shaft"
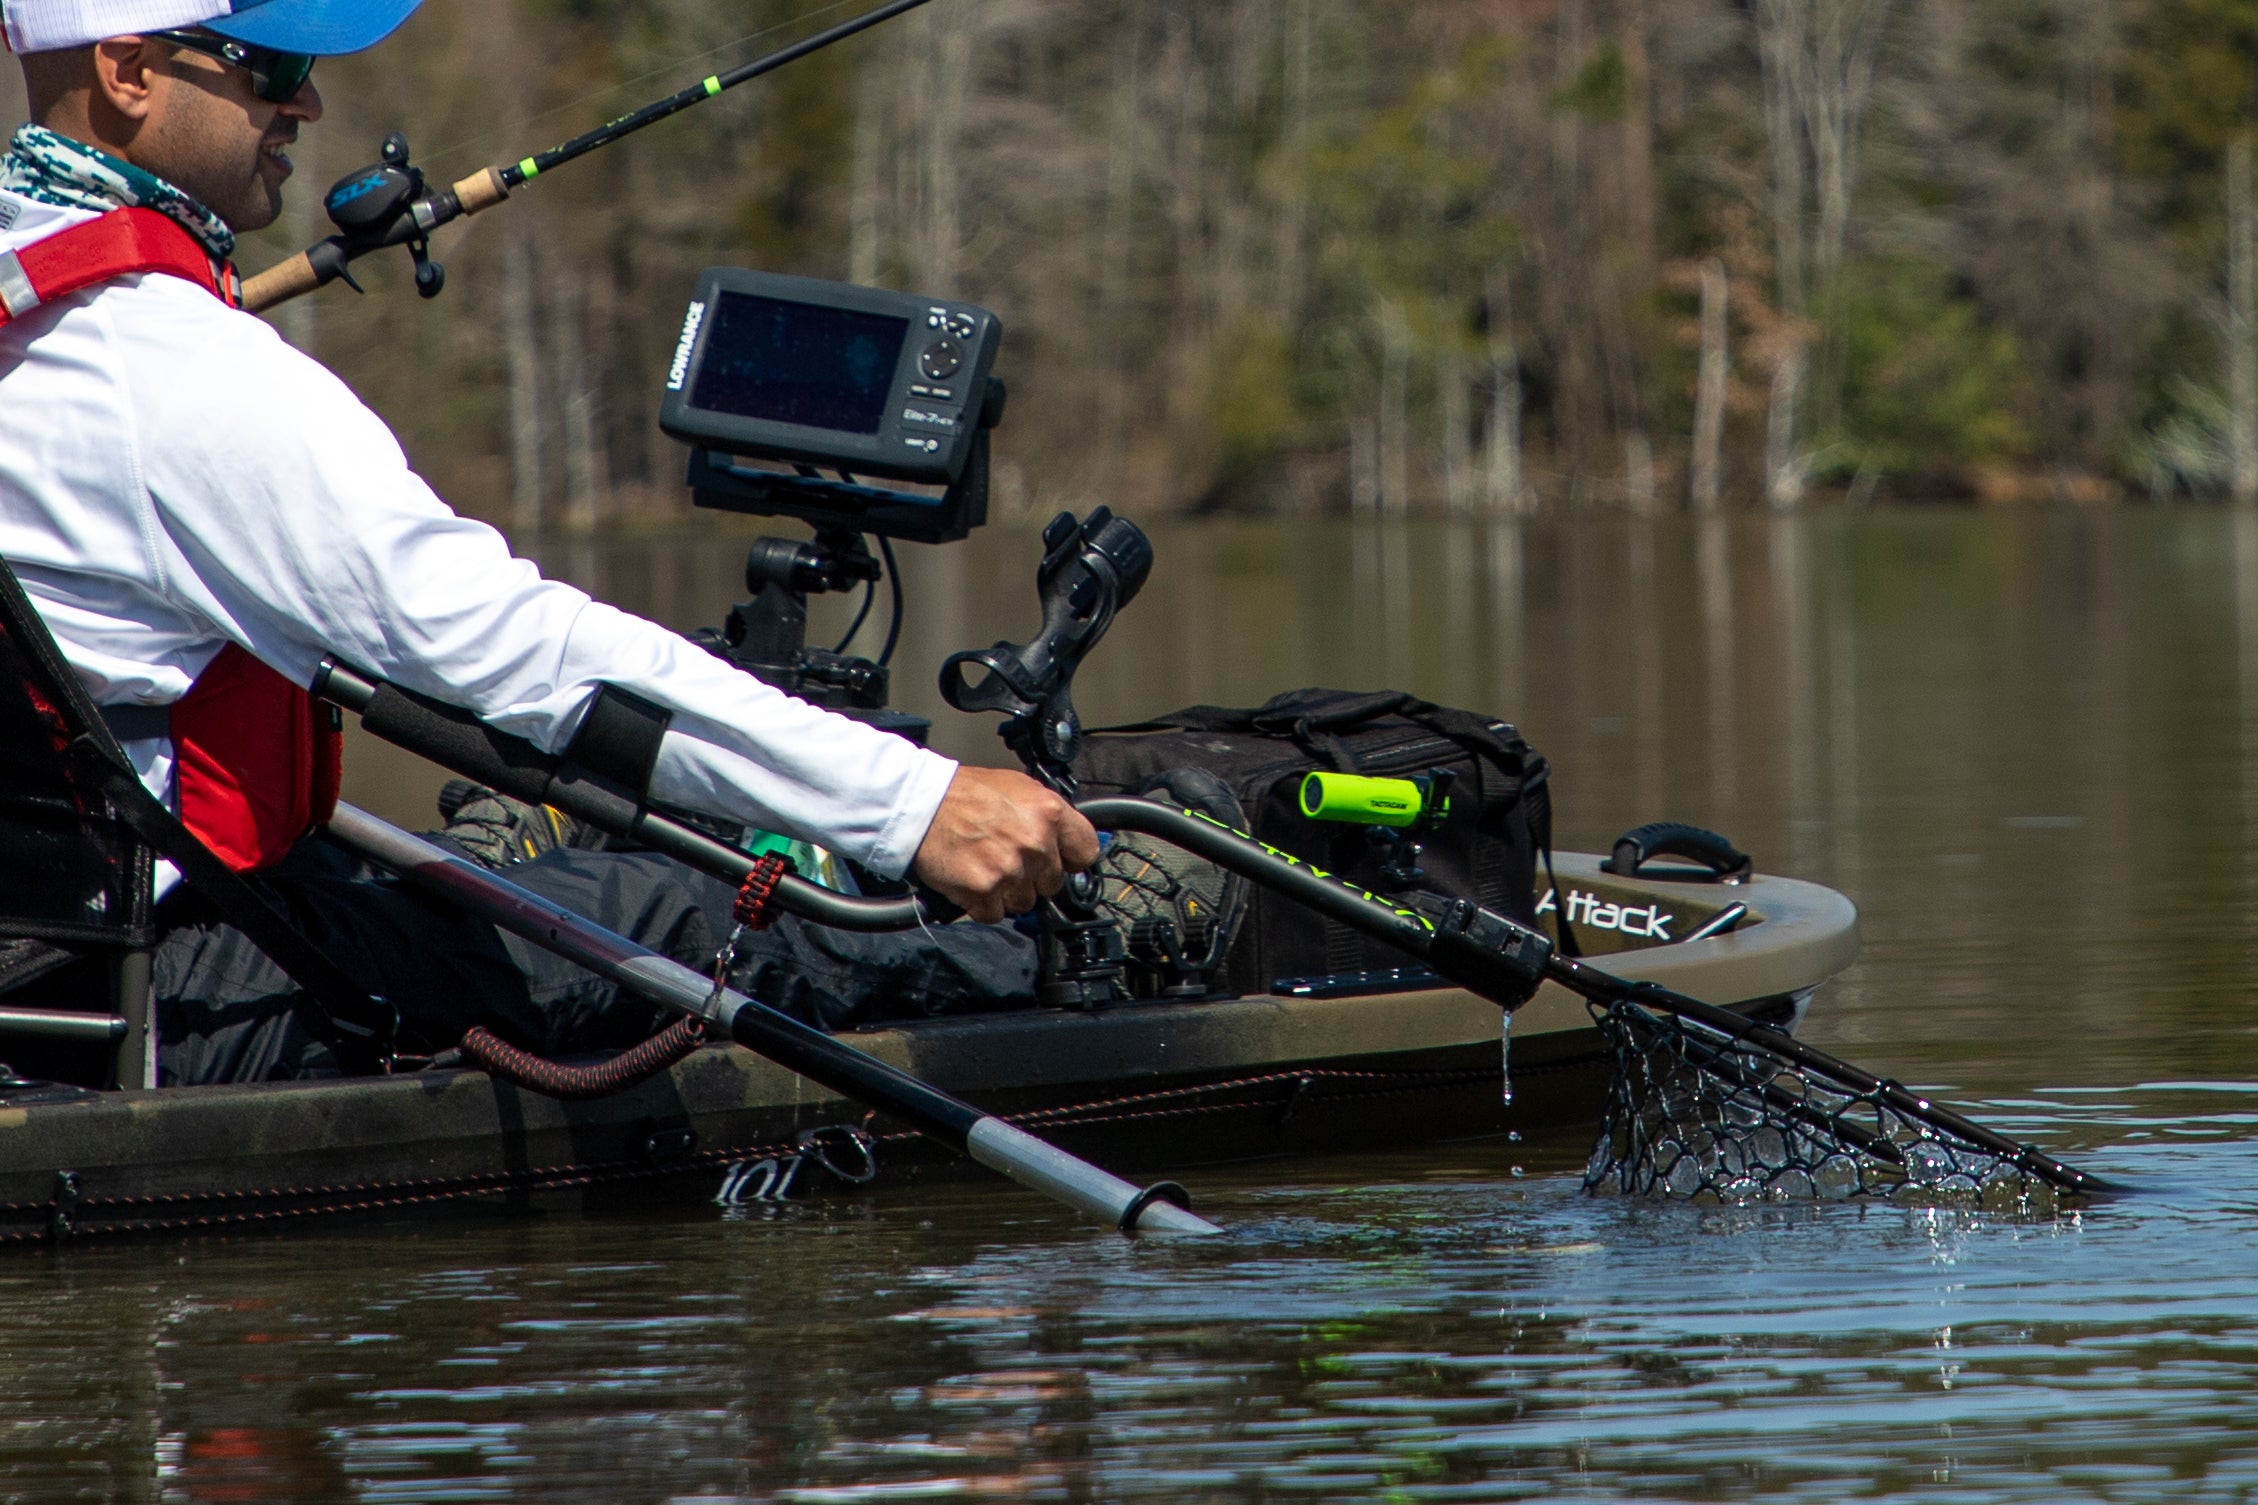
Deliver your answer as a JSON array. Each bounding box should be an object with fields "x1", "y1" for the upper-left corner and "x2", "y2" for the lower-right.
[
  {"x1": 322, "y1": 803, "x2": 1218, "y2": 1235},
  {"x1": 242, "y1": 0, "x2": 940, "y2": 312}
]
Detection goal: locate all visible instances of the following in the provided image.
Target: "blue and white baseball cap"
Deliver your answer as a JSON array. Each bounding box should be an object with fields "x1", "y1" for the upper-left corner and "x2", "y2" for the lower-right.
[{"x1": 4, "y1": 0, "x2": 418, "y2": 54}]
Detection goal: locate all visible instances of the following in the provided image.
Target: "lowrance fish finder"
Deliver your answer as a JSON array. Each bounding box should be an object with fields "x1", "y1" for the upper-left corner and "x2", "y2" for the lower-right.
[
  {"x1": 660, "y1": 267, "x2": 1004, "y2": 545},
  {"x1": 659, "y1": 267, "x2": 1007, "y2": 731}
]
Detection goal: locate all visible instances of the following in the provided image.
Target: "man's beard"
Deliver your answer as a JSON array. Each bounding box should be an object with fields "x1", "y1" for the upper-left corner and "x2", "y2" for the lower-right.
[
  {"x1": 137, "y1": 91, "x2": 285, "y2": 232},
  {"x1": 164, "y1": 142, "x2": 281, "y2": 232}
]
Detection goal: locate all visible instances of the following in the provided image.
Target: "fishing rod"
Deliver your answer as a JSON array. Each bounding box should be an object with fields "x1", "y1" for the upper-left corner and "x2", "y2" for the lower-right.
[
  {"x1": 240, "y1": 0, "x2": 942, "y2": 312},
  {"x1": 307, "y1": 660, "x2": 2114, "y2": 1200},
  {"x1": 322, "y1": 803, "x2": 1221, "y2": 1235}
]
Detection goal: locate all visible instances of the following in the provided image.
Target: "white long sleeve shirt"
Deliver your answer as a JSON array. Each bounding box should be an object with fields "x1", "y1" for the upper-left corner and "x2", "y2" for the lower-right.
[{"x1": 0, "y1": 189, "x2": 958, "y2": 879}]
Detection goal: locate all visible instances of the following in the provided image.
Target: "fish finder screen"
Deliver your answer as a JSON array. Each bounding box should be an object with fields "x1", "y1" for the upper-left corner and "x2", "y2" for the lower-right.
[{"x1": 689, "y1": 292, "x2": 910, "y2": 435}]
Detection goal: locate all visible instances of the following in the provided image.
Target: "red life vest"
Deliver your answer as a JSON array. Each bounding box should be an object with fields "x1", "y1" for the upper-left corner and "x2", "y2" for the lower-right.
[{"x1": 4, "y1": 207, "x2": 339, "y2": 872}]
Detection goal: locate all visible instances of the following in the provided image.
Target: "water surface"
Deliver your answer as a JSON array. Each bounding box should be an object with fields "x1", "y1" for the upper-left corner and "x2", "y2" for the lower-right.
[{"x1": 24, "y1": 507, "x2": 2258, "y2": 1500}]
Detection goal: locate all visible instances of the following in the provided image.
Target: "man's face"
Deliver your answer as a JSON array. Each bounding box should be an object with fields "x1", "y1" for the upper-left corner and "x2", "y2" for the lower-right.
[{"x1": 132, "y1": 40, "x2": 320, "y2": 232}]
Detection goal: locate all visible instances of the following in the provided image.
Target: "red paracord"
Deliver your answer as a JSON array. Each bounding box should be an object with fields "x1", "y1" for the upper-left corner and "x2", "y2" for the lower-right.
[
  {"x1": 732, "y1": 852, "x2": 794, "y2": 930},
  {"x1": 452, "y1": 1014, "x2": 707, "y2": 1100}
]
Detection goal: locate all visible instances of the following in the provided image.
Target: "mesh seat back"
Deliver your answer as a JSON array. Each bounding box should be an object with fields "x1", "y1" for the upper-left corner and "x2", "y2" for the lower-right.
[{"x1": 0, "y1": 621, "x2": 154, "y2": 949}]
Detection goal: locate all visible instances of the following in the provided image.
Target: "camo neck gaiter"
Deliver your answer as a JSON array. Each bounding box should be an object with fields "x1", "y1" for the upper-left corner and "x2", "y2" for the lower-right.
[{"x1": 0, "y1": 122, "x2": 235, "y2": 259}]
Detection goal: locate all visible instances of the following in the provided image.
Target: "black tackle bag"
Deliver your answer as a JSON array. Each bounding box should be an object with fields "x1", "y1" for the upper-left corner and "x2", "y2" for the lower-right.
[{"x1": 1073, "y1": 688, "x2": 1553, "y2": 997}]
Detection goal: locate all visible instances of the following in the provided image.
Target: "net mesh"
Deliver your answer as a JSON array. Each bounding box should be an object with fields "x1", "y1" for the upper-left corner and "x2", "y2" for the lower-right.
[{"x1": 1581, "y1": 995, "x2": 2067, "y2": 1210}]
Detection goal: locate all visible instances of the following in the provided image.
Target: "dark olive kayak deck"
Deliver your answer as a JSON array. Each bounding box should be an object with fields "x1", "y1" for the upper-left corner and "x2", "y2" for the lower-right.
[{"x1": 0, "y1": 856, "x2": 1857, "y2": 1243}]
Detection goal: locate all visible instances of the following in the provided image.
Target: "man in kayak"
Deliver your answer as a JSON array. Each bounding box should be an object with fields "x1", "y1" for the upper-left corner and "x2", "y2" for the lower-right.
[{"x1": 0, "y1": 0, "x2": 1106, "y2": 1081}]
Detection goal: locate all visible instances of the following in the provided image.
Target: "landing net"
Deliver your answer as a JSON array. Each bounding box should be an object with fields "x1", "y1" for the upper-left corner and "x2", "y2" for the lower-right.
[{"x1": 1581, "y1": 995, "x2": 2067, "y2": 1210}]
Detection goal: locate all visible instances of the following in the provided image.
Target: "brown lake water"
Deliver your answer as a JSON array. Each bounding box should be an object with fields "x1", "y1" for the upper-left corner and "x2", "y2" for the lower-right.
[{"x1": 12, "y1": 507, "x2": 2258, "y2": 1500}]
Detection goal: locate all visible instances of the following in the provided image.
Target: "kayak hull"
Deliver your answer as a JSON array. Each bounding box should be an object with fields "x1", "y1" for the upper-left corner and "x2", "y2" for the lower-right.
[{"x1": 0, "y1": 855, "x2": 1858, "y2": 1243}]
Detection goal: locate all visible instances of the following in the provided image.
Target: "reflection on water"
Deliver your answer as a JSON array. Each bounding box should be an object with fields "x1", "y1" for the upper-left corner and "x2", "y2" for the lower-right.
[
  {"x1": 11, "y1": 1103, "x2": 2258, "y2": 1504},
  {"x1": 83, "y1": 505, "x2": 2257, "y2": 1500}
]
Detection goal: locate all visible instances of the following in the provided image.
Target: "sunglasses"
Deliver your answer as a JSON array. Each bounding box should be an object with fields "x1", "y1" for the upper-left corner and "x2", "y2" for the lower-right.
[{"x1": 147, "y1": 29, "x2": 316, "y2": 104}]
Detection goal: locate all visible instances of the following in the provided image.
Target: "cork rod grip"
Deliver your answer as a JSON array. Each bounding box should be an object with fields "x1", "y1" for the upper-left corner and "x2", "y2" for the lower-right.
[
  {"x1": 240, "y1": 251, "x2": 322, "y2": 313},
  {"x1": 450, "y1": 166, "x2": 510, "y2": 215}
]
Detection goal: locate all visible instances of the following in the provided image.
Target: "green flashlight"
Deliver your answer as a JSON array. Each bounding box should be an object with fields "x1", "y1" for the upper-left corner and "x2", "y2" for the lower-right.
[{"x1": 1298, "y1": 771, "x2": 1444, "y2": 829}]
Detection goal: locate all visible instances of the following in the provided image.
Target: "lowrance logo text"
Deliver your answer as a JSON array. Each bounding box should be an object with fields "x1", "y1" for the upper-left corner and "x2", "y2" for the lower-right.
[{"x1": 666, "y1": 301, "x2": 706, "y2": 391}]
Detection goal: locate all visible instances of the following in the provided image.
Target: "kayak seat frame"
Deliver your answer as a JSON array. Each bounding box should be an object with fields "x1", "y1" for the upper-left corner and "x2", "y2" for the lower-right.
[
  {"x1": 0, "y1": 594, "x2": 157, "y2": 1090},
  {"x1": 0, "y1": 557, "x2": 399, "y2": 1090}
]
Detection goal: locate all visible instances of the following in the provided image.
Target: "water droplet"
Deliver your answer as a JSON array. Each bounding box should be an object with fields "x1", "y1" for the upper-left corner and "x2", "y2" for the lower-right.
[{"x1": 1500, "y1": 1010, "x2": 1514, "y2": 1107}]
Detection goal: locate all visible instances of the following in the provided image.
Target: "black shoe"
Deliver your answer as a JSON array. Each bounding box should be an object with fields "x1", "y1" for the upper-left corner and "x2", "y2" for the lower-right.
[{"x1": 436, "y1": 780, "x2": 608, "y2": 869}]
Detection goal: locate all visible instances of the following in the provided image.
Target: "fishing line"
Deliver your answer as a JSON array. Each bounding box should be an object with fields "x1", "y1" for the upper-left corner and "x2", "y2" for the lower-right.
[
  {"x1": 243, "y1": 0, "x2": 941, "y2": 309},
  {"x1": 416, "y1": 0, "x2": 880, "y2": 170}
]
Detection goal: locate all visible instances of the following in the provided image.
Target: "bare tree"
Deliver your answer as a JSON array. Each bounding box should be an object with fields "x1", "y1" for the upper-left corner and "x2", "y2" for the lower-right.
[
  {"x1": 908, "y1": 4, "x2": 976, "y2": 292},
  {"x1": 1805, "y1": 0, "x2": 1893, "y2": 293},
  {"x1": 1907, "y1": 0, "x2": 2153, "y2": 480},
  {"x1": 849, "y1": 91, "x2": 884, "y2": 287},
  {"x1": 1378, "y1": 296, "x2": 1412, "y2": 513},
  {"x1": 1625, "y1": 431, "x2": 1657, "y2": 512},
  {"x1": 1441, "y1": 345, "x2": 1476, "y2": 511},
  {"x1": 1756, "y1": 0, "x2": 1810, "y2": 507},
  {"x1": 1619, "y1": 0, "x2": 1658, "y2": 287},
  {"x1": 1485, "y1": 268, "x2": 1530, "y2": 515},
  {"x1": 1754, "y1": 0, "x2": 1892, "y2": 508},
  {"x1": 2232, "y1": 133, "x2": 2258, "y2": 505},
  {"x1": 503, "y1": 224, "x2": 544, "y2": 542},
  {"x1": 1692, "y1": 256, "x2": 1729, "y2": 512},
  {"x1": 552, "y1": 271, "x2": 604, "y2": 532}
]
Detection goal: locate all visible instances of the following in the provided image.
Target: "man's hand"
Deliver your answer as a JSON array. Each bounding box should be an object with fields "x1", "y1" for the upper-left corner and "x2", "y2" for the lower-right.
[{"x1": 911, "y1": 765, "x2": 1100, "y2": 923}]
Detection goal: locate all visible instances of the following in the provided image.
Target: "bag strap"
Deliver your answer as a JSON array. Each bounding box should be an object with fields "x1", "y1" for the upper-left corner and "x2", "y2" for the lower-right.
[
  {"x1": 1098, "y1": 690, "x2": 1543, "y2": 782},
  {"x1": 0, "y1": 561, "x2": 397, "y2": 1063},
  {"x1": 1523, "y1": 761, "x2": 1578, "y2": 956},
  {"x1": 0, "y1": 208, "x2": 238, "y2": 328},
  {"x1": 1102, "y1": 690, "x2": 1421, "y2": 772},
  {"x1": 1248, "y1": 688, "x2": 1415, "y2": 736},
  {"x1": 1098, "y1": 704, "x2": 1257, "y2": 735}
]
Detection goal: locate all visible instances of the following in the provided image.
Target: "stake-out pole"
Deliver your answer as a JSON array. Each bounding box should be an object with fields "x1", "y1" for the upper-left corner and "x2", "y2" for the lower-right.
[{"x1": 322, "y1": 802, "x2": 1221, "y2": 1235}]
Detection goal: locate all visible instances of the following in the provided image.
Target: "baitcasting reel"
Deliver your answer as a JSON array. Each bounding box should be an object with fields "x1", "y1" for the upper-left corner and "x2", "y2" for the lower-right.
[{"x1": 318, "y1": 132, "x2": 447, "y2": 298}]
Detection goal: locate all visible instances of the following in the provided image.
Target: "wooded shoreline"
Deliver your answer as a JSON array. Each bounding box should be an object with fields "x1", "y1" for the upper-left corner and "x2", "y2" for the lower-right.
[{"x1": 10, "y1": 0, "x2": 2258, "y2": 521}]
